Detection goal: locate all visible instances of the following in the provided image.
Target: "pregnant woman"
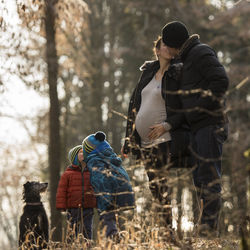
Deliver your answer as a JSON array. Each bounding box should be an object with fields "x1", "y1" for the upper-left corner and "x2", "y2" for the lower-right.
[{"x1": 122, "y1": 36, "x2": 191, "y2": 233}]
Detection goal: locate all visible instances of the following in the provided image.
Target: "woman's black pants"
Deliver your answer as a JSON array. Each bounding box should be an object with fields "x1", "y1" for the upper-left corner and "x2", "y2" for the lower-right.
[{"x1": 141, "y1": 142, "x2": 172, "y2": 227}]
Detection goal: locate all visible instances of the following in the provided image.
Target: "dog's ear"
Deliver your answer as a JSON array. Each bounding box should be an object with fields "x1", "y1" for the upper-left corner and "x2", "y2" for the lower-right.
[{"x1": 24, "y1": 181, "x2": 30, "y2": 188}]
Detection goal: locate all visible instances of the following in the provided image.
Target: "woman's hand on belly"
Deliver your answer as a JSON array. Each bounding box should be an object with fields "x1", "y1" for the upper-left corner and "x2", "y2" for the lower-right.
[{"x1": 148, "y1": 124, "x2": 166, "y2": 140}]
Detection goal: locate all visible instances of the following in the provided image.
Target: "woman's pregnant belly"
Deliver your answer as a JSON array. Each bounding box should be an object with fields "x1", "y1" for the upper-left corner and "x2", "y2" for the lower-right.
[{"x1": 135, "y1": 107, "x2": 167, "y2": 144}]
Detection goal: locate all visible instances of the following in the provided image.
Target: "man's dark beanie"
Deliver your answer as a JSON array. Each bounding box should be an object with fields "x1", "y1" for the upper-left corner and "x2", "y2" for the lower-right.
[{"x1": 162, "y1": 21, "x2": 189, "y2": 48}]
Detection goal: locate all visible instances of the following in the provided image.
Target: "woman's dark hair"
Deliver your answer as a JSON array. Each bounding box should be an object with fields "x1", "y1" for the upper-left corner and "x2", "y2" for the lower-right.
[{"x1": 153, "y1": 36, "x2": 162, "y2": 59}]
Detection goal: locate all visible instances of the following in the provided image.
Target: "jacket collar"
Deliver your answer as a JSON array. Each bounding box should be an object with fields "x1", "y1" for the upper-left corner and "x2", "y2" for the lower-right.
[
  {"x1": 68, "y1": 164, "x2": 81, "y2": 171},
  {"x1": 179, "y1": 34, "x2": 200, "y2": 61},
  {"x1": 140, "y1": 60, "x2": 160, "y2": 72}
]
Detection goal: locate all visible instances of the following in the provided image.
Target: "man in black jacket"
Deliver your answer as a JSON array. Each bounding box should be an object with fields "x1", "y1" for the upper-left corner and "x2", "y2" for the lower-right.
[{"x1": 162, "y1": 21, "x2": 229, "y2": 236}]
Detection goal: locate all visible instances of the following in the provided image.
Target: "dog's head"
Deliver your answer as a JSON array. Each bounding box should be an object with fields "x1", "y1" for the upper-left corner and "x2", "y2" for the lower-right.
[{"x1": 23, "y1": 181, "x2": 48, "y2": 203}]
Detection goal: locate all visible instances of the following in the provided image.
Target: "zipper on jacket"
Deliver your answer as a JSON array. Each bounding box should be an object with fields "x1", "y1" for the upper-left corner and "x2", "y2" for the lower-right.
[{"x1": 81, "y1": 166, "x2": 84, "y2": 207}]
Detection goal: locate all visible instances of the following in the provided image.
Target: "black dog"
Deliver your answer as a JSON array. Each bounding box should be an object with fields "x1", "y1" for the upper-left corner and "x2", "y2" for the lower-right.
[{"x1": 19, "y1": 181, "x2": 49, "y2": 249}]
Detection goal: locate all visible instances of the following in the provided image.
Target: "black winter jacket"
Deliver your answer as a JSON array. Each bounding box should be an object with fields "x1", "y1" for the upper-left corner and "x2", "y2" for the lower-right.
[
  {"x1": 123, "y1": 60, "x2": 191, "y2": 165},
  {"x1": 179, "y1": 35, "x2": 229, "y2": 132}
]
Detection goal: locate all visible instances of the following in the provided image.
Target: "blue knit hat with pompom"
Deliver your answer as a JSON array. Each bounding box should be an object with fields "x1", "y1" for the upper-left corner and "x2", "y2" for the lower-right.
[{"x1": 82, "y1": 131, "x2": 111, "y2": 161}]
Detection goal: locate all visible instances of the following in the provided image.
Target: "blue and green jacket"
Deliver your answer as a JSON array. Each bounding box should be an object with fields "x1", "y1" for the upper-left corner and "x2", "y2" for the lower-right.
[{"x1": 86, "y1": 147, "x2": 135, "y2": 214}]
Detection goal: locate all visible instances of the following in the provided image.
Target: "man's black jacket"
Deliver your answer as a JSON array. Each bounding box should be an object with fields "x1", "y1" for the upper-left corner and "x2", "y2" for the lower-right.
[{"x1": 179, "y1": 35, "x2": 229, "y2": 132}]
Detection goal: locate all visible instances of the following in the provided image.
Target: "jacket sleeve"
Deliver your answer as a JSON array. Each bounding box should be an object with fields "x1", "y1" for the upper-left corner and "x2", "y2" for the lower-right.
[
  {"x1": 166, "y1": 113, "x2": 186, "y2": 130},
  {"x1": 56, "y1": 172, "x2": 68, "y2": 209},
  {"x1": 163, "y1": 63, "x2": 187, "y2": 130},
  {"x1": 123, "y1": 80, "x2": 142, "y2": 155},
  {"x1": 193, "y1": 48, "x2": 229, "y2": 113},
  {"x1": 123, "y1": 89, "x2": 136, "y2": 154}
]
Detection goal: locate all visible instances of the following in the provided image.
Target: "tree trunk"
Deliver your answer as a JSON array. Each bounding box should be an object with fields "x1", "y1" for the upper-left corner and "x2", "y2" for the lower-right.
[{"x1": 45, "y1": 0, "x2": 62, "y2": 241}]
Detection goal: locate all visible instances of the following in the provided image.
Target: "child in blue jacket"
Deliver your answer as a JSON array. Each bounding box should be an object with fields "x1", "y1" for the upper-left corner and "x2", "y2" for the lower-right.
[{"x1": 82, "y1": 131, "x2": 135, "y2": 238}]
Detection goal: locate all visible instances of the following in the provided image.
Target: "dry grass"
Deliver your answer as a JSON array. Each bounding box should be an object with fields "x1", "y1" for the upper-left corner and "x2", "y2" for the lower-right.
[{"x1": 19, "y1": 214, "x2": 242, "y2": 250}]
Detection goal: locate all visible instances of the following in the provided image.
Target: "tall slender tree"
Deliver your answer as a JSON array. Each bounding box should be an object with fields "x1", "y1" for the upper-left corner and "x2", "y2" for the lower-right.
[{"x1": 44, "y1": 0, "x2": 62, "y2": 240}]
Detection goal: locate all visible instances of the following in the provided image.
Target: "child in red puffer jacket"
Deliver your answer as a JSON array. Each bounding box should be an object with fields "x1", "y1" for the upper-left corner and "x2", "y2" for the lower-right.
[{"x1": 56, "y1": 145, "x2": 96, "y2": 239}]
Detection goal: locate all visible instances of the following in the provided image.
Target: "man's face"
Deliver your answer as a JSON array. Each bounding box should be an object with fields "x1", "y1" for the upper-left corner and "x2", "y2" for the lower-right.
[{"x1": 166, "y1": 46, "x2": 179, "y2": 58}]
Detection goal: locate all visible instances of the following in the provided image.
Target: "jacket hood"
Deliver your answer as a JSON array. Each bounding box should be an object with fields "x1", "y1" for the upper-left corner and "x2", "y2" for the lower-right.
[
  {"x1": 179, "y1": 34, "x2": 200, "y2": 61},
  {"x1": 86, "y1": 148, "x2": 122, "y2": 167}
]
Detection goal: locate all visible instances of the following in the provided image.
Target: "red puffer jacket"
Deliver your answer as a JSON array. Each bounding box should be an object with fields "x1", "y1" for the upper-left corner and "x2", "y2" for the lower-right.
[{"x1": 56, "y1": 165, "x2": 96, "y2": 209}]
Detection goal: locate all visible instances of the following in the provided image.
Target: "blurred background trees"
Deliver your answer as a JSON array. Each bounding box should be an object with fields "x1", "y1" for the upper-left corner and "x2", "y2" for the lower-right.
[{"x1": 0, "y1": 0, "x2": 249, "y2": 248}]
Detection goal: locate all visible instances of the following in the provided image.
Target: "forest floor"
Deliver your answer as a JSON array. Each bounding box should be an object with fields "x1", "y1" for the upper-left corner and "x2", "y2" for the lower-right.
[
  {"x1": 182, "y1": 237, "x2": 240, "y2": 250},
  {"x1": 47, "y1": 235, "x2": 241, "y2": 250},
  {"x1": 113, "y1": 237, "x2": 241, "y2": 250}
]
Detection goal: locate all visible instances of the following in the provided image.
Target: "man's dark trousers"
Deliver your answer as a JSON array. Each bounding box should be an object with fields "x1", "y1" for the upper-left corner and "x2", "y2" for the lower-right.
[{"x1": 191, "y1": 124, "x2": 228, "y2": 229}]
